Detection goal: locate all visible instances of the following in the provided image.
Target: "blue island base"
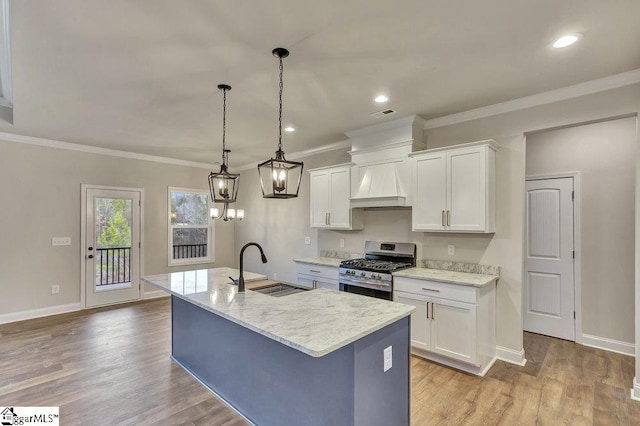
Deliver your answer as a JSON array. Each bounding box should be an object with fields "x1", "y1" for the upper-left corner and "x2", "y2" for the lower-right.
[{"x1": 171, "y1": 295, "x2": 410, "y2": 426}]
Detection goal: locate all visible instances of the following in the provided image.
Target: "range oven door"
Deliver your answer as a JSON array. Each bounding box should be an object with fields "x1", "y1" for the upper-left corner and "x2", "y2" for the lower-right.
[{"x1": 340, "y1": 280, "x2": 393, "y2": 300}]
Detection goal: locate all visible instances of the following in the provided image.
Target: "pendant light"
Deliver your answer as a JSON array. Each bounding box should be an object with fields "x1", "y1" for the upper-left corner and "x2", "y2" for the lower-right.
[
  {"x1": 208, "y1": 84, "x2": 244, "y2": 221},
  {"x1": 257, "y1": 47, "x2": 303, "y2": 199}
]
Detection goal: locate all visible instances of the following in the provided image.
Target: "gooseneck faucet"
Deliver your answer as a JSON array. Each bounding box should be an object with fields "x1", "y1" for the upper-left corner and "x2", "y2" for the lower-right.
[{"x1": 235, "y1": 242, "x2": 268, "y2": 292}]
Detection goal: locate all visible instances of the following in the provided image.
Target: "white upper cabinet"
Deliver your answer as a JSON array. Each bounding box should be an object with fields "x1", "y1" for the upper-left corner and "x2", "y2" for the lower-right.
[
  {"x1": 411, "y1": 140, "x2": 498, "y2": 233},
  {"x1": 309, "y1": 164, "x2": 363, "y2": 230}
]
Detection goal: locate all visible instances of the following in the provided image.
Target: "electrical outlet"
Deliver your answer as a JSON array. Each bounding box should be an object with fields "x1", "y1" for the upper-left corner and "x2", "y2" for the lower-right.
[
  {"x1": 339, "y1": 238, "x2": 345, "y2": 248},
  {"x1": 383, "y1": 346, "x2": 392, "y2": 372},
  {"x1": 52, "y1": 237, "x2": 71, "y2": 246},
  {"x1": 273, "y1": 273, "x2": 277, "y2": 280},
  {"x1": 51, "y1": 285, "x2": 60, "y2": 295},
  {"x1": 447, "y1": 245, "x2": 455, "y2": 255},
  {"x1": 304, "y1": 236, "x2": 311, "y2": 245}
]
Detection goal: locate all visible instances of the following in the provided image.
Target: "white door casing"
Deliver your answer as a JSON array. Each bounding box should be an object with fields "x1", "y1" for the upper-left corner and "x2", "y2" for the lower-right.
[
  {"x1": 524, "y1": 177, "x2": 575, "y2": 341},
  {"x1": 82, "y1": 186, "x2": 142, "y2": 308}
]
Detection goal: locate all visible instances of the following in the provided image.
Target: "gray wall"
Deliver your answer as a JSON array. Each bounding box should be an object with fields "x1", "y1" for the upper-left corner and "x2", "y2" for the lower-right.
[
  {"x1": 526, "y1": 117, "x2": 637, "y2": 343},
  {"x1": 243, "y1": 84, "x2": 638, "y2": 355},
  {"x1": 235, "y1": 149, "x2": 351, "y2": 282},
  {"x1": 0, "y1": 138, "x2": 235, "y2": 316}
]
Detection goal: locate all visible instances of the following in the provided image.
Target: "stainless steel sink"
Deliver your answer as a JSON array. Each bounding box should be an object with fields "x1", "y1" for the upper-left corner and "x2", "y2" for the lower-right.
[{"x1": 253, "y1": 284, "x2": 309, "y2": 297}]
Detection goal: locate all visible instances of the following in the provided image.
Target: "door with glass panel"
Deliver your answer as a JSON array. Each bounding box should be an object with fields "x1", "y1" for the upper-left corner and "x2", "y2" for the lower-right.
[{"x1": 84, "y1": 187, "x2": 141, "y2": 308}]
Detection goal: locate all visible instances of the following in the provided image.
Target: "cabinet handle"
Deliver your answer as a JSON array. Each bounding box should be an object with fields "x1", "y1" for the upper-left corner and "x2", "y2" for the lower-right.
[
  {"x1": 422, "y1": 288, "x2": 440, "y2": 292},
  {"x1": 310, "y1": 269, "x2": 321, "y2": 273},
  {"x1": 426, "y1": 301, "x2": 429, "y2": 319},
  {"x1": 328, "y1": 212, "x2": 331, "y2": 225},
  {"x1": 441, "y1": 210, "x2": 445, "y2": 227},
  {"x1": 447, "y1": 210, "x2": 451, "y2": 226},
  {"x1": 432, "y1": 302, "x2": 435, "y2": 320}
]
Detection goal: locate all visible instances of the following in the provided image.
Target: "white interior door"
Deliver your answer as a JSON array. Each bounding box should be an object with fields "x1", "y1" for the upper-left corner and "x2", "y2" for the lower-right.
[
  {"x1": 524, "y1": 177, "x2": 575, "y2": 340},
  {"x1": 84, "y1": 187, "x2": 141, "y2": 308}
]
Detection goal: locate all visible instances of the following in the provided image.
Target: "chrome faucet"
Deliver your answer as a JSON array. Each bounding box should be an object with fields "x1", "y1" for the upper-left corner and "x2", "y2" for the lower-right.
[{"x1": 233, "y1": 242, "x2": 268, "y2": 292}]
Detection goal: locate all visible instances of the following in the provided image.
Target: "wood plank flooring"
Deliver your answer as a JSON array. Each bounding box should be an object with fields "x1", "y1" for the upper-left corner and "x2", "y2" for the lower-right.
[{"x1": 1, "y1": 298, "x2": 638, "y2": 425}]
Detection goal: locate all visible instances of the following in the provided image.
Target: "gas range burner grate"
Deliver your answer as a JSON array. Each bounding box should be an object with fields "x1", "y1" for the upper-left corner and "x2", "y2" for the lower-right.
[{"x1": 340, "y1": 258, "x2": 412, "y2": 273}]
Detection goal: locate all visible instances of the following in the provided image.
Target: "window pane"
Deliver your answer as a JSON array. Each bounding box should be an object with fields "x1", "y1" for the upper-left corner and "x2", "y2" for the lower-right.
[
  {"x1": 172, "y1": 228, "x2": 208, "y2": 259},
  {"x1": 170, "y1": 192, "x2": 208, "y2": 225},
  {"x1": 94, "y1": 197, "x2": 133, "y2": 287}
]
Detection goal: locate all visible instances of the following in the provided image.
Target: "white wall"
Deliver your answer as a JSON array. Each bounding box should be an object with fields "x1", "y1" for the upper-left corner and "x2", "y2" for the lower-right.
[
  {"x1": 0, "y1": 138, "x2": 235, "y2": 317},
  {"x1": 526, "y1": 117, "x2": 637, "y2": 343}
]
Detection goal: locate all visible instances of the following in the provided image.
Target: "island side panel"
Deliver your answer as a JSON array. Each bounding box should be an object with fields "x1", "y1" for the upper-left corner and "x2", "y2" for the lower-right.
[
  {"x1": 171, "y1": 295, "x2": 355, "y2": 426},
  {"x1": 353, "y1": 317, "x2": 410, "y2": 426}
]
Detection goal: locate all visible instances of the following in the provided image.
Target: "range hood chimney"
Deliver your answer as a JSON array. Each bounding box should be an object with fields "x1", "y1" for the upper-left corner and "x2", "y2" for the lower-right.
[{"x1": 347, "y1": 115, "x2": 425, "y2": 208}]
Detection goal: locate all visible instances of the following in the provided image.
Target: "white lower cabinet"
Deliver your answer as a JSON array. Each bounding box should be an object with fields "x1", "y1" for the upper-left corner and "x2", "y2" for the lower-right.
[
  {"x1": 295, "y1": 263, "x2": 340, "y2": 290},
  {"x1": 394, "y1": 276, "x2": 496, "y2": 376}
]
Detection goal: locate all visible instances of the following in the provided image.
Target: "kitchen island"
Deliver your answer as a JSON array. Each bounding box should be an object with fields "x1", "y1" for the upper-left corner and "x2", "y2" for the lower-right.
[{"x1": 142, "y1": 267, "x2": 414, "y2": 426}]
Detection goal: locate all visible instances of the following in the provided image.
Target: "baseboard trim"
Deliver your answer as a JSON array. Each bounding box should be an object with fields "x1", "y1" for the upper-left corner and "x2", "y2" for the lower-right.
[
  {"x1": 631, "y1": 377, "x2": 640, "y2": 401},
  {"x1": 581, "y1": 334, "x2": 635, "y2": 357},
  {"x1": 143, "y1": 290, "x2": 170, "y2": 300},
  {"x1": 0, "y1": 302, "x2": 82, "y2": 325},
  {"x1": 496, "y1": 346, "x2": 527, "y2": 366}
]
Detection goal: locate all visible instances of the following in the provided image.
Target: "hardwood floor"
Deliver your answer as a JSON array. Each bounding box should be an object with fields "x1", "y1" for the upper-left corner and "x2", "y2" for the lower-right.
[{"x1": 1, "y1": 299, "x2": 638, "y2": 425}]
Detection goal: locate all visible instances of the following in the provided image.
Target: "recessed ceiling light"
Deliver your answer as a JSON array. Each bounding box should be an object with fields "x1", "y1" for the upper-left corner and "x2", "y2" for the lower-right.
[
  {"x1": 552, "y1": 33, "x2": 582, "y2": 48},
  {"x1": 284, "y1": 126, "x2": 295, "y2": 132},
  {"x1": 374, "y1": 95, "x2": 389, "y2": 103}
]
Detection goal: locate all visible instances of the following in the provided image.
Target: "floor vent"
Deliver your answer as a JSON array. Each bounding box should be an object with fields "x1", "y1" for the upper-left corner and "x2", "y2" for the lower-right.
[{"x1": 369, "y1": 109, "x2": 396, "y2": 118}]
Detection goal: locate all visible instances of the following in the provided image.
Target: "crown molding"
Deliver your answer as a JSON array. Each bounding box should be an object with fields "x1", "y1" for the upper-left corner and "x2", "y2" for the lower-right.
[
  {"x1": 235, "y1": 139, "x2": 351, "y2": 171},
  {"x1": 423, "y1": 68, "x2": 640, "y2": 130},
  {"x1": 0, "y1": 131, "x2": 217, "y2": 169}
]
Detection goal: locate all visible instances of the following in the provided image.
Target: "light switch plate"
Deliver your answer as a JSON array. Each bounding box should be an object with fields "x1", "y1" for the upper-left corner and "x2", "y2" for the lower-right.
[
  {"x1": 447, "y1": 245, "x2": 455, "y2": 255},
  {"x1": 383, "y1": 346, "x2": 392, "y2": 372},
  {"x1": 52, "y1": 237, "x2": 71, "y2": 246},
  {"x1": 304, "y1": 236, "x2": 311, "y2": 245},
  {"x1": 339, "y1": 238, "x2": 345, "y2": 248}
]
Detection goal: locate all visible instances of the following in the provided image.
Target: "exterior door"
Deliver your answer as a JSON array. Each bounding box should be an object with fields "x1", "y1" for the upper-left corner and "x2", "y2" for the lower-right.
[
  {"x1": 84, "y1": 186, "x2": 141, "y2": 308},
  {"x1": 524, "y1": 177, "x2": 575, "y2": 340}
]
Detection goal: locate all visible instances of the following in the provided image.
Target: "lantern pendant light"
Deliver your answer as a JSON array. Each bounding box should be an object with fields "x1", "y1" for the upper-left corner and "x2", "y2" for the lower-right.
[
  {"x1": 257, "y1": 47, "x2": 303, "y2": 199},
  {"x1": 208, "y1": 84, "x2": 244, "y2": 221}
]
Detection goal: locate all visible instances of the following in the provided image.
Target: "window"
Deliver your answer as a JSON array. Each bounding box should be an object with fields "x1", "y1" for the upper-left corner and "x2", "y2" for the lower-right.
[{"x1": 168, "y1": 187, "x2": 213, "y2": 266}]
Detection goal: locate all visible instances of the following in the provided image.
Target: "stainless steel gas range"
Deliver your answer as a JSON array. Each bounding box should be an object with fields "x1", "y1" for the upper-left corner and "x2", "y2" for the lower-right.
[{"x1": 339, "y1": 241, "x2": 416, "y2": 300}]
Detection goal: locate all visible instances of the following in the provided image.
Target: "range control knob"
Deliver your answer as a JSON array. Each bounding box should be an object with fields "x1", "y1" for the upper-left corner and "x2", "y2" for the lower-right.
[{"x1": 360, "y1": 271, "x2": 366, "y2": 277}]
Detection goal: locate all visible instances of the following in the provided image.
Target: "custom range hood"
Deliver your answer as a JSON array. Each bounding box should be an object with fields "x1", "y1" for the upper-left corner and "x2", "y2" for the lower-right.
[{"x1": 347, "y1": 115, "x2": 425, "y2": 208}]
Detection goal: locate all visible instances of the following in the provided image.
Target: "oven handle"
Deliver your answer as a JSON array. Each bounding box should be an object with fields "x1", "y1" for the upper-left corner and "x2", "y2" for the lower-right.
[{"x1": 339, "y1": 277, "x2": 391, "y2": 288}]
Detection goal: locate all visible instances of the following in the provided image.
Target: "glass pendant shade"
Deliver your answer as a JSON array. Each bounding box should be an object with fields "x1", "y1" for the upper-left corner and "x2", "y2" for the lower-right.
[
  {"x1": 210, "y1": 204, "x2": 244, "y2": 222},
  {"x1": 258, "y1": 149, "x2": 303, "y2": 198}
]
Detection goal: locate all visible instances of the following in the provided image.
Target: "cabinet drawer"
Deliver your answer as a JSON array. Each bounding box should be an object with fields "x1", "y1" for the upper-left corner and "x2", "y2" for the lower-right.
[
  {"x1": 295, "y1": 263, "x2": 339, "y2": 281},
  {"x1": 394, "y1": 277, "x2": 477, "y2": 304}
]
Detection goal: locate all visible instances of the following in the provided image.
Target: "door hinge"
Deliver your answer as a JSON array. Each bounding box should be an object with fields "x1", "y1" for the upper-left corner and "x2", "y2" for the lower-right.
[
  {"x1": 139, "y1": 200, "x2": 141, "y2": 206},
  {"x1": 572, "y1": 250, "x2": 575, "y2": 259},
  {"x1": 572, "y1": 191, "x2": 574, "y2": 201},
  {"x1": 139, "y1": 242, "x2": 141, "y2": 248},
  {"x1": 574, "y1": 311, "x2": 576, "y2": 319}
]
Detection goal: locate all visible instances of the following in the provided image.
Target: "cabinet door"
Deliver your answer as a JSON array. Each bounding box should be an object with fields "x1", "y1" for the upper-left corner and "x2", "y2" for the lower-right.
[
  {"x1": 297, "y1": 276, "x2": 315, "y2": 289},
  {"x1": 412, "y1": 153, "x2": 447, "y2": 231},
  {"x1": 315, "y1": 279, "x2": 340, "y2": 291},
  {"x1": 394, "y1": 292, "x2": 430, "y2": 351},
  {"x1": 431, "y1": 298, "x2": 478, "y2": 365},
  {"x1": 447, "y1": 148, "x2": 486, "y2": 232},
  {"x1": 310, "y1": 171, "x2": 329, "y2": 228},
  {"x1": 328, "y1": 168, "x2": 351, "y2": 228}
]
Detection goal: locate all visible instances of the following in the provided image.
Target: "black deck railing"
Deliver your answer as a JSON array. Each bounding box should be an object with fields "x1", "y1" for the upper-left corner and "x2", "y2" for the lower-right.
[
  {"x1": 173, "y1": 243, "x2": 207, "y2": 259},
  {"x1": 96, "y1": 247, "x2": 131, "y2": 286}
]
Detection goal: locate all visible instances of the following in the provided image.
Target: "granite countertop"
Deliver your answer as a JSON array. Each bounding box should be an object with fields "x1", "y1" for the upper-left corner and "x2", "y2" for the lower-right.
[
  {"x1": 142, "y1": 267, "x2": 414, "y2": 357},
  {"x1": 293, "y1": 257, "x2": 343, "y2": 267},
  {"x1": 392, "y1": 267, "x2": 498, "y2": 287}
]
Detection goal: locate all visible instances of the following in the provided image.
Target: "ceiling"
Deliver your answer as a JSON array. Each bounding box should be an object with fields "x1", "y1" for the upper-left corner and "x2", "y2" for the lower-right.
[{"x1": 3, "y1": 0, "x2": 640, "y2": 166}]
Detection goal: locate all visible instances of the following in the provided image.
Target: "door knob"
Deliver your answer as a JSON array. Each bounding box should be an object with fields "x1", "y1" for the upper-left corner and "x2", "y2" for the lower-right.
[
  {"x1": 88, "y1": 255, "x2": 94, "y2": 259},
  {"x1": 88, "y1": 247, "x2": 93, "y2": 251}
]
